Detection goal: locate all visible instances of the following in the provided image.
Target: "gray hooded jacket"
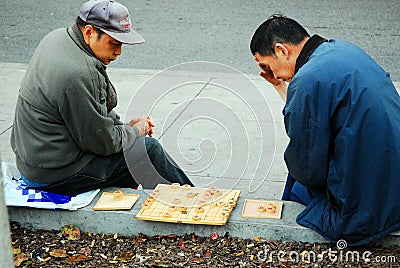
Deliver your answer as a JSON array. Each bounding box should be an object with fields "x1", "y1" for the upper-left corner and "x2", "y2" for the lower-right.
[{"x1": 11, "y1": 24, "x2": 139, "y2": 183}]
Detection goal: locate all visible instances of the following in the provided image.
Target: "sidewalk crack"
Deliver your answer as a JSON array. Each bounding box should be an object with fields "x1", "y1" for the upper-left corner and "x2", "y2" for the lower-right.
[{"x1": 157, "y1": 78, "x2": 212, "y2": 141}]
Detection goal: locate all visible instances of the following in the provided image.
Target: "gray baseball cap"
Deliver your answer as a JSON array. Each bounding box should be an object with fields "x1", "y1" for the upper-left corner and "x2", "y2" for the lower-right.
[{"x1": 79, "y1": 0, "x2": 144, "y2": 44}]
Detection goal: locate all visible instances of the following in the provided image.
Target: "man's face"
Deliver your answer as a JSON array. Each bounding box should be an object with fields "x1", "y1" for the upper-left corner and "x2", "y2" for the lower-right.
[
  {"x1": 86, "y1": 28, "x2": 123, "y2": 65},
  {"x1": 255, "y1": 49, "x2": 295, "y2": 82}
]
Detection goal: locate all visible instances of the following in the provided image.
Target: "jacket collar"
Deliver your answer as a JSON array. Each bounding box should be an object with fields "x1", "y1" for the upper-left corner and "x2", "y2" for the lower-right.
[
  {"x1": 294, "y1": 35, "x2": 328, "y2": 75},
  {"x1": 67, "y1": 23, "x2": 106, "y2": 70},
  {"x1": 67, "y1": 23, "x2": 117, "y2": 111}
]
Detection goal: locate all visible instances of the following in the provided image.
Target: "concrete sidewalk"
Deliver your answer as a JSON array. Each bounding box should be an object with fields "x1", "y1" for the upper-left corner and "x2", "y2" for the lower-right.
[{"x1": 1, "y1": 62, "x2": 400, "y2": 244}]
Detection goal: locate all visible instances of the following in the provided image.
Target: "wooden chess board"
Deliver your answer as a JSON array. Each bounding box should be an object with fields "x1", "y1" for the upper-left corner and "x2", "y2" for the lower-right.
[{"x1": 136, "y1": 184, "x2": 240, "y2": 225}]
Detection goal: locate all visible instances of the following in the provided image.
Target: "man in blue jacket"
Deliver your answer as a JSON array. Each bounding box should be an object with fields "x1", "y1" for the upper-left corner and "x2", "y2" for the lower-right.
[{"x1": 250, "y1": 14, "x2": 400, "y2": 246}]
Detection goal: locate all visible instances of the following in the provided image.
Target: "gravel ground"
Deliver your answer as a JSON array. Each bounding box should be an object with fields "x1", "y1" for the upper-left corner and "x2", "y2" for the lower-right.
[{"x1": 9, "y1": 221, "x2": 400, "y2": 268}]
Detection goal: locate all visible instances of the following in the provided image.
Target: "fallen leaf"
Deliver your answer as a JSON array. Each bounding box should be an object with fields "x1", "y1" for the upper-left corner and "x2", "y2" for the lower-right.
[
  {"x1": 13, "y1": 248, "x2": 21, "y2": 255},
  {"x1": 191, "y1": 234, "x2": 197, "y2": 242},
  {"x1": 192, "y1": 257, "x2": 205, "y2": 263},
  {"x1": 253, "y1": 236, "x2": 263, "y2": 242},
  {"x1": 79, "y1": 247, "x2": 92, "y2": 255},
  {"x1": 67, "y1": 255, "x2": 87, "y2": 264},
  {"x1": 100, "y1": 253, "x2": 107, "y2": 259},
  {"x1": 118, "y1": 252, "x2": 134, "y2": 261},
  {"x1": 49, "y1": 249, "x2": 68, "y2": 258},
  {"x1": 235, "y1": 251, "x2": 244, "y2": 257},
  {"x1": 61, "y1": 224, "x2": 81, "y2": 240},
  {"x1": 14, "y1": 252, "x2": 30, "y2": 267},
  {"x1": 43, "y1": 257, "x2": 51, "y2": 262},
  {"x1": 22, "y1": 260, "x2": 32, "y2": 266},
  {"x1": 178, "y1": 241, "x2": 185, "y2": 250},
  {"x1": 246, "y1": 243, "x2": 255, "y2": 248}
]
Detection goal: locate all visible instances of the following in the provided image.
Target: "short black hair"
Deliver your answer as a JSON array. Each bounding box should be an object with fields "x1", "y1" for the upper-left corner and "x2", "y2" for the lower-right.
[
  {"x1": 250, "y1": 14, "x2": 310, "y2": 56},
  {"x1": 75, "y1": 16, "x2": 105, "y2": 39}
]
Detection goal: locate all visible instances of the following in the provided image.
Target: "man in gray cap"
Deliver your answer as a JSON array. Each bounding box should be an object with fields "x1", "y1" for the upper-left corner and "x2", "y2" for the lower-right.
[{"x1": 11, "y1": 0, "x2": 193, "y2": 196}]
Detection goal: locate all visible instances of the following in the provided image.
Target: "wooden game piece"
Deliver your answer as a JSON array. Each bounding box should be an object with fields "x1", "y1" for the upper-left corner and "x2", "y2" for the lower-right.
[
  {"x1": 178, "y1": 206, "x2": 187, "y2": 212},
  {"x1": 163, "y1": 212, "x2": 172, "y2": 218},
  {"x1": 210, "y1": 202, "x2": 219, "y2": 208},
  {"x1": 171, "y1": 183, "x2": 180, "y2": 189},
  {"x1": 146, "y1": 196, "x2": 156, "y2": 203},
  {"x1": 257, "y1": 206, "x2": 267, "y2": 213},
  {"x1": 267, "y1": 208, "x2": 276, "y2": 214},
  {"x1": 195, "y1": 207, "x2": 204, "y2": 214},
  {"x1": 172, "y1": 198, "x2": 181, "y2": 205},
  {"x1": 144, "y1": 199, "x2": 153, "y2": 206},
  {"x1": 192, "y1": 215, "x2": 202, "y2": 221},
  {"x1": 222, "y1": 208, "x2": 231, "y2": 215},
  {"x1": 228, "y1": 200, "x2": 236, "y2": 208},
  {"x1": 197, "y1": 199, "x2": 206, "y2": 205},
  {"x1": 141, "y1": 203, "x2": 151, "y2": 210},
  {"x1": 168, "y1": 206, "x2": 177, "y2": 212},
  {"x1": 223, "y1": 205, "x2": 232, "y2": 211},
  {"x1": 146, "y1": 196, "x2": 155, "y2": 203},
  {"x1": 113, "y1": 190, "x2": 123, "y2": 201},
  {"x1": 208, "y1": 186, "x2": 217, "y2": 192},
  {"x1": 151, "y1": 189, "x2": 160, "y2": 197},
  {"x1": 182, "y1": 184, "x2": 192, "y2": 190},
  {"x1": 221, "y1": 212, "x2": 229, "y2": 218},
  {"x1": 266, "y1": 203, "x2": 276, "y2": 214},
  {"x1": 203, "y1": 192, "x2": 212, "y2": 199},
  {"x1": 217, "y1": 201, "x2": 226, "y2": 207},
  {"x1": 214, "y1": 190, "x2": 222, "y2": 197},
  {"x1": 186, "y1": 192, "x2": 196, "y2": 198}
]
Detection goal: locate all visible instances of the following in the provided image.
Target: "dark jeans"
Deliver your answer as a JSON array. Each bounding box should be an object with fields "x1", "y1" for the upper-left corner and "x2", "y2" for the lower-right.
[{"x1": 36, "y1": 137, "x2": 193, "y2": 196}]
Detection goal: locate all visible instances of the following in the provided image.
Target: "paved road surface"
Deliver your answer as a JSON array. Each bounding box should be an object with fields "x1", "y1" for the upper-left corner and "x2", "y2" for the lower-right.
[{"x1": 0, "y1": 0, "x2": 399, "y2": 80}]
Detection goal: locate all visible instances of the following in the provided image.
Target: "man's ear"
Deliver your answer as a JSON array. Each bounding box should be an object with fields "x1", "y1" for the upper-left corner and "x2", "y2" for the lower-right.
[
  {"x1": 82, "y1": 25, "x2": 95, "y2": 45},
  {"x1": 274, "y1": 43, "x2": 289, "y2": 58}
]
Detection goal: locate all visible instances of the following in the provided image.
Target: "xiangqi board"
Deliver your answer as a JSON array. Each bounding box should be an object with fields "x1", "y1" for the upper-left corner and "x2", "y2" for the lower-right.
[{"x1": 136, "y1": 184, "x2": 240, "y2": 225}]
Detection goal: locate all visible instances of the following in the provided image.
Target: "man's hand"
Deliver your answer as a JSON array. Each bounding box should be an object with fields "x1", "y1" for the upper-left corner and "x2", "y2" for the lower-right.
[
  {"x1": 257, "y1": 62, "x2": 282, "y2": 87},
  {"x1": 128, "y1": 115, "x2": 155, "y2": 137},
  {"x1": 146, "y1": 115, "x2": 155, "y2": 137},
  {"x1": 255, "y1": 56, "x2": 288, "y2": 103}
]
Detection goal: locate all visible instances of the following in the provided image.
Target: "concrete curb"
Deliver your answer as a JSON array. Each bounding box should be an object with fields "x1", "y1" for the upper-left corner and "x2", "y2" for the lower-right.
[
  {"x1": 8, "y1": 188, "x2": 325, "y2": 242},
  {"x1": 8, "y1": 188, "x2": 400, "y2": 246}
]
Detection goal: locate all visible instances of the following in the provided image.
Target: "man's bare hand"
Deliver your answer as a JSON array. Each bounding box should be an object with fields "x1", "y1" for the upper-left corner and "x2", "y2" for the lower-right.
[
  {"x1": 146, "y1": 115, "x2": 155, "y2": 137},
  {"x1": 128, "y1": 115, "x2": 155, "y2": 137},
  {"x1": 257, "y1": 62, "x2": 282, "y2": 87},
  {"x1": 254, "y1": 56, "x2": 288, "y2": 103}
]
